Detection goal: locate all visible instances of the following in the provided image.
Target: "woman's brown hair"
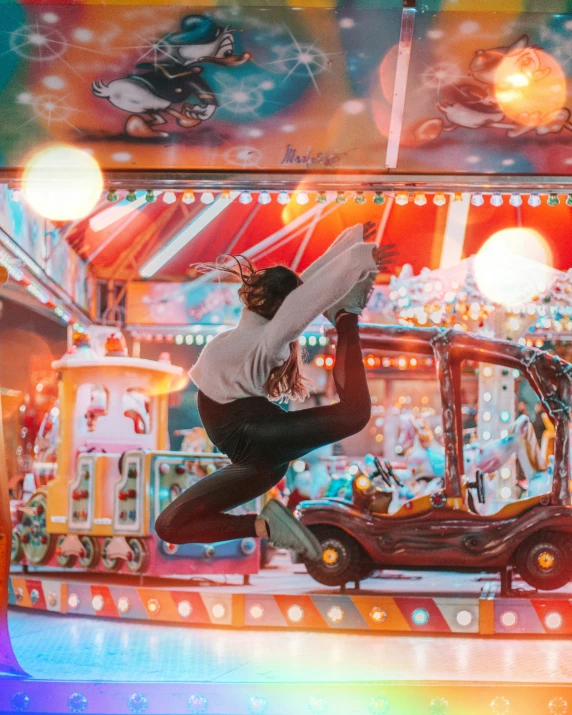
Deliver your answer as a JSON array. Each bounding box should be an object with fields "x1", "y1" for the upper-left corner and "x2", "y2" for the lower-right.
[{"x1": 195, "y1": 254, "x2": 312, "y2": 402}]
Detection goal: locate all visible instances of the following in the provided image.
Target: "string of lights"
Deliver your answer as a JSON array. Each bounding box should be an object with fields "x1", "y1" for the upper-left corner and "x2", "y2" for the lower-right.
[{"x1": 77, "y1": 189, "x2": 572, "y2": 207}]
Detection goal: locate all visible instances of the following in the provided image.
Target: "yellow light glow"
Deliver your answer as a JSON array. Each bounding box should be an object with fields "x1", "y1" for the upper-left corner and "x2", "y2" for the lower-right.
[
  {"x1": 494, "y1": 49, "x2": 566, "y2": 127},
  {"x1": 23, "y1": 146, "x2": 103, "y2": 220},
  {"x1": 355, "y1": 476, "x2": 371, "y2": 491},
  {"x1": 474, "y1": 228, "x2": 553, "y2": 307}
]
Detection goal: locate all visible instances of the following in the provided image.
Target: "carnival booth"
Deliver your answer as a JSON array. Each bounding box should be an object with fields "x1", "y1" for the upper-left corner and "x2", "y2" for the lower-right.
[{"x1": 3, "y1": 1, "x2": 572, "y2": 712}]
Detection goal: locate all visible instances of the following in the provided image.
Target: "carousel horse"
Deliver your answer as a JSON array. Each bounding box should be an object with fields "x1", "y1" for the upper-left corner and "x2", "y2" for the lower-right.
[{"x1": 396, "y1": 412, "x2": 554, "y2": 501}]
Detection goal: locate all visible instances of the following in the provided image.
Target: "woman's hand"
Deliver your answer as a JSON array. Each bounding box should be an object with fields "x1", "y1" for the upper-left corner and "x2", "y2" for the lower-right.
[{"x1": 372, "y1": 243, "x2": 399, "y2": 272}]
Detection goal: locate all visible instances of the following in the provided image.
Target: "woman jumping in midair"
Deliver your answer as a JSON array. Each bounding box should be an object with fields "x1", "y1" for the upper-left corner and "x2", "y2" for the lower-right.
[{"x1": 155, "y1": 223, "x2": 397, "y2": 561}]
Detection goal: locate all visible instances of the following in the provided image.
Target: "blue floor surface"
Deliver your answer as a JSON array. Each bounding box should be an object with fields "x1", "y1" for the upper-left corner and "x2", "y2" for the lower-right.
[{"x1": 8, "y1": 609, "x2": 572, "y2": 683}]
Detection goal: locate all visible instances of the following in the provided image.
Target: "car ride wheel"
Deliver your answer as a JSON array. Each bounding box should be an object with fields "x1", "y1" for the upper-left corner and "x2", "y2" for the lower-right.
[
  {"x1": 304, "y1": 526, "x2": 365, "y2": 587},
  {"x1": 126, "y1": 538, "x2": 148, "y2": 573},
  {"x1": 514, "y1": 532, "x2": 572, "y2": 591},
  {"x1": 78, "y1": 536, "x2": 99, "y2": 569},
  {"x1": 101, "y1": 537, "x2": 121, "y2": 572},
  {"x1": 11, "y1": 531, "x2": 22, "y2": 564}
]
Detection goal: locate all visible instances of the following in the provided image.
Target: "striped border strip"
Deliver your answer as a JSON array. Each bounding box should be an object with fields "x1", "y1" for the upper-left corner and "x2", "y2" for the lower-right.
[{"x1": 10, "y1": 575, "x2": 572, "y2": 635}]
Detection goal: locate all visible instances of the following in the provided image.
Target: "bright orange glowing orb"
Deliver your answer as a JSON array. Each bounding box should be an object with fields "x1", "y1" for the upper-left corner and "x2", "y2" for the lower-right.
[
  {"x1": 23, "y1": 146, "x2": 103, "y2": 221},
  {"x1": 494, "y1": 49, "x2": 567, "y2": 129}
]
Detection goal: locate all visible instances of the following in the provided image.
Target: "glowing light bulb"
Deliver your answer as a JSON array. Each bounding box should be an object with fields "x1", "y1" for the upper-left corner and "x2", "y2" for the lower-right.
[
  {"x1": 369, "y1": 607, "x2": 386, "y2": 623},
  {"x1": 548, "y1": 193, "x2": 560, "y2": 206},
  {"x1": 336, "y1": 192, "x2": 346, "y2": 204},
  {"x1": 413, "y1": 192, "x2": 427, "y2": 206},
  {"x1": 182, "y1": 190, "x2": 195, "y2": 204},
  {"x1": 107, "y1": 190, "x2": 118, "y2": 202},
  {"x1": 250, "y1": 605, "x2": 264, "y2": 620},
  {"x1": 316, "y1": 192, "x2": 327, "y2": 204},
  {"x1": 433, "y1": 192, "x2": 446, "y2": 206},
  {"x1": 163, "y1": 191, "x2": 177, "y2": 204},
  {"x1": 395, "y1": 191, "x2": 409, "y2": 206},
  {"x1": 211, "y1": 603, "x2": 226, "y2": 619},
  {"x1": 201, "y1": 191, "x2": 215, "y2": 204},
  {"x1": 373, "y1": 192, "x2": 385, "y2": 205},
  {"x1": 296, "y1": 191, "x2": 309, "y2": 205},
  {"x1": 327, "y1": 606, "x2": 344, "y2": 623},
  {"x1": 501, "y1": 611, "x2": 517, "y2": 628},
  {"x1": 287, "y1": 605, "x2": 304, "y2": 622},
  {"x1": 145, "y1": 189, "x2": 155, "y2": 203},
  {"x1": 258, "y1": 191, "x2": 271, "y2": 205},
  {"x1": 490, "y1": 193, "x2": 503, "y2": 207},
  {"x1": 509, "y1": 193, "x2": 522, "y2": 207},
  {"x1": 91, "y1": 595, "x2": 104, "y2": 612},
  {"x1": 471, "y1": 193, "x2": 484, "y2": 206},
  {"x1": 412, "y1": 608, "x2": 429, "y2": 625},
  {"x1": 23, "y1": 146, "x2": 103, "y2": 221},
  {"x1": 277, "y1": 191, "x2": 290, "y2": 205},
  {"x1": 239, "y1": 191, "x2": 253, "y2": 205},
  {"x1": 354, "y1": 192, "x2": 366, "y2": 204},
  {"x1": 528, "y1": 193, "x2": 541, "y2": 207},
  {"x1": 177, "y1": 600, "x2": 192, "y2": 618},
  {"x1": 456, "y1": 610, "x2": 473, "y2": 626},
  {"x1": 545, "y1": 612, "x2": 563, "y2": 630},
  {"x1": 474, "y1": 227, "x2": 553, "y2": 307}
]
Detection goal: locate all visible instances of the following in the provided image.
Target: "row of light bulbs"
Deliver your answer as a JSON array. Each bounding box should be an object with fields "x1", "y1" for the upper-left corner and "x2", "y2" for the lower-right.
[
  {"x1": 12, "y1": 186, "x2": 571, "y2": 208},
  {"x1": 99, "y1": 189, "x2": 572, "y2": 207}
]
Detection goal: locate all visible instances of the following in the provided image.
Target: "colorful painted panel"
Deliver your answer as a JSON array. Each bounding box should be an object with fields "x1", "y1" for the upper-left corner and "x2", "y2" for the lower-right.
[
  {"x1": 0, "y1": 5, "x2": 401, "y2": 171},
  {"x1": 398, "y1": 13, "x2": 572, "y2": 174}
]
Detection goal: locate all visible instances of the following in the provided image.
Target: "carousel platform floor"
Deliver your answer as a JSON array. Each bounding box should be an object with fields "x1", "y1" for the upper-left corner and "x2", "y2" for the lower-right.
[{"x1": 4, "y1": 561, "x2": 572, "y2": 714}]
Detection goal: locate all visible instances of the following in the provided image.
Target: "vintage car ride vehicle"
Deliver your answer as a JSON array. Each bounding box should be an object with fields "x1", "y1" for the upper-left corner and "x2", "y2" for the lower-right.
[{"x1": 298, "y1": 325, "x2": 572, "y2": 592}]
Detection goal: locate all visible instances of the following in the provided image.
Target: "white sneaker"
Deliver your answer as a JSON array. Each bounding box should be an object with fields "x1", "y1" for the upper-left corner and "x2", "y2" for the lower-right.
[
  {"x1": 324, "y1": 272, "x2": 376, "y2": 325},
  {"x1": 260, "y1": 500, "x2": 322, "y2": 562}
]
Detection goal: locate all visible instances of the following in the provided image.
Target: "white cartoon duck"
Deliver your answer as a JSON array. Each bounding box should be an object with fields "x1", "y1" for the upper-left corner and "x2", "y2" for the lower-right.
[{"x1": 92, "y1": 15, "x2": 251, "y2": 138}]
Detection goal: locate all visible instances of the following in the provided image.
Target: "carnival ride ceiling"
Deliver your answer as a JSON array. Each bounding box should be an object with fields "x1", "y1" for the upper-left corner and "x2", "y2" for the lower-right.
[{"x1": 62, "y1": 191, "x2": 572, "y2": 282}]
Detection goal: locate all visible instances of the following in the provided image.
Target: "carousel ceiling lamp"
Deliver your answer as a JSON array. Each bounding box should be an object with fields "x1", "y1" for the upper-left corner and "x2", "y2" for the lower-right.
[
  {"x1": 296, "y1": 191, "x2": 309, "y2": 205},
  {"x1": 239, "y1": 191, "x2": 253, "y2": 205},
  {"x1": 354, "y1": 192, "x2": 366, "y2": 205},
  {"x1": 182, "y1": 190, "x2": 195, "y2": 204},
  {"x1": 201, "y1": 191, "x2": 215, "y2": 204},
  {"x1": 490, "y1": 192, "x2": 504, "y2": 207},
  {"x1": 567, "y1": 194, "x2": 572, "y2": 206},
  {"x1": 548, "y1": 192, "x2": 560, "y2": 206},
  {"x1": 22, "y1": 145, "x2": 103, "y2": 221},
  {"x1": 139, "y1": 192, "x2": 239, "y2": 278},
  {"x1": 89, "y1": 193, "x2": 149, "y2": 233},
  {"x1": 336, "y1": 192, "x2": 346, "y2": 204},
  {"x1": 258, "y1": 191, "x2": 272, "y2": 205},
  {"x1": 471, "y1": 193, "x2": 484, "y2": 206},
  {"x1": 277, "y1": 191, "x2": 290, "y2": 205},
  {"x1": 528, "y1": 193, "x2": 541, "y2": 207},
  {"x1": 395, "y1": 191, "x2": 409, "y2": 206},
  {"x1": 145, "y1": 189, "x2": 156, "y2": 203},
  {"x1": 373, "y1": 192, "x2": 385, "y2": 205},
  {"x1": 106, "y1": 190, "x2": 118, "y2": 203},
  {"x1": 413, "y1": 192, "x2": 427, "y2": 206},
  {"x1": 163, "y1": 191, "x2": 177, "y2": 205},
  {"x1": 509, "y1": 193, "x2": 522, "y2": 207},
  {"x1": 433, "y1": 192, "x2": 447, "y2": 206},
  {"x1": 316, "y1": 192, "x2": 328, "y2": 204}
]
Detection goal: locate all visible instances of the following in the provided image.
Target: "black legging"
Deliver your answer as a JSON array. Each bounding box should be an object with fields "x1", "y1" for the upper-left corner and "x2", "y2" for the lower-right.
[{"x1": 155, "y1": 313, "x2": 370, "y2": 544}]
